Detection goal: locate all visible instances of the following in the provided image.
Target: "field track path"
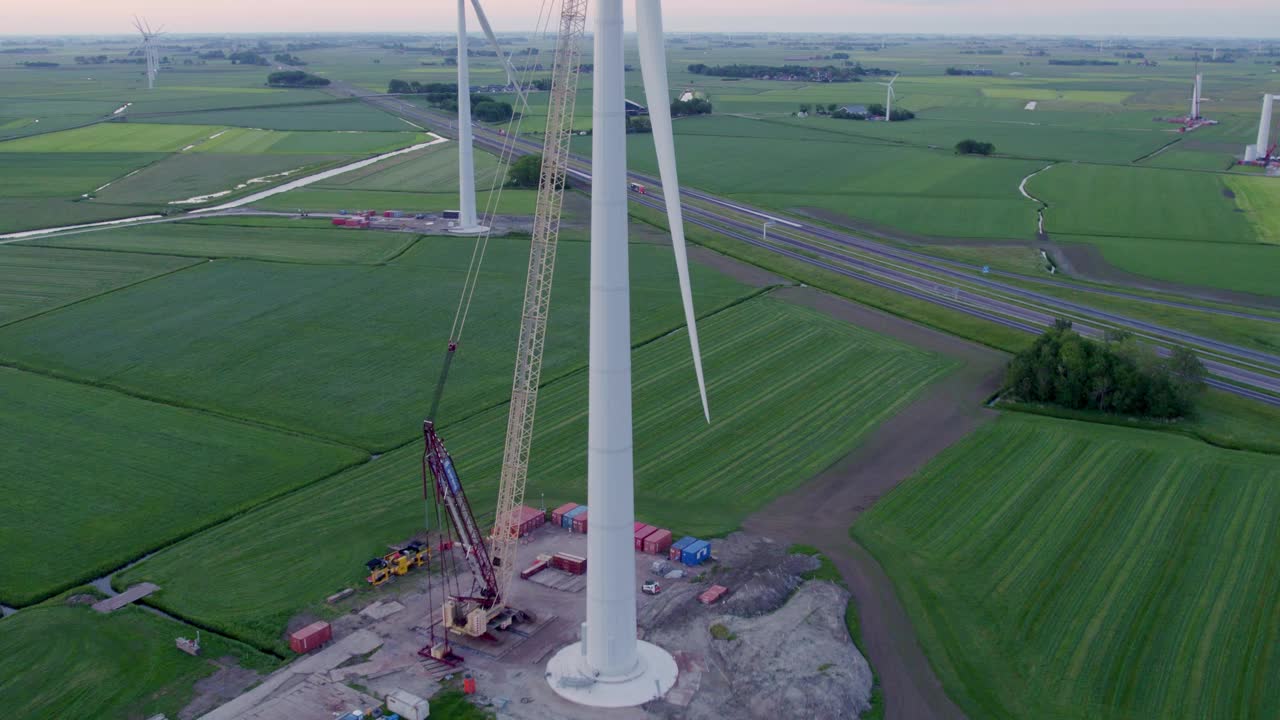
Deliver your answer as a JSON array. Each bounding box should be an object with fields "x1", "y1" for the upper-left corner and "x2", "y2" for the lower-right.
[{"x1": 745, "y1": 287, "x2": 1007, "y2": 720}]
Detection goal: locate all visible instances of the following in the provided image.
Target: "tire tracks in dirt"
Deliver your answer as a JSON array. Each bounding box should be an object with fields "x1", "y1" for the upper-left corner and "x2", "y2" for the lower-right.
[{"x1": 744, "y1": 287, "x2": 1007, "y2": 720}]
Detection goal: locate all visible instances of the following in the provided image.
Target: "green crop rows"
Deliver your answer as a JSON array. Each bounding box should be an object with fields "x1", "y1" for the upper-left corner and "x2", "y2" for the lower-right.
[
  {"x1": 119, "y1": 297, "x2": 953, "y2": 653},
  {"x1": 0, "y1": 245, "x2": 199, "y2": 326},
  {"x1": 854, "y1": 414, "x2": 1280, "y2": 720},
  {"x1": 30, "y1": 218, "x2": 418, "y2": 265},
  {"x1": 0, "y1": 604, "x2": 276, "y2": 718},
  {"x1": 0, "y1": 367, "x2": 365, "y2": 605},
  {"x1": 0, "y1": 236, "x2": 751, "y2": 451}
]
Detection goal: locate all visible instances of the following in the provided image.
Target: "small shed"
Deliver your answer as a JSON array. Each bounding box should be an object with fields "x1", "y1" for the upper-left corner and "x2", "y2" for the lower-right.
[
  {"x1": 633, "y1": 524, "x2": 658, "y2": 549},
  {"x1": 563, "y1": 505, "x2": 588, "y2": 530},
  {"x1": 681, "y1": 539, "x2": 712, "y2": 566},
  {"x1": 643, "y1": 529, "x2": 673, "y2": 555}
]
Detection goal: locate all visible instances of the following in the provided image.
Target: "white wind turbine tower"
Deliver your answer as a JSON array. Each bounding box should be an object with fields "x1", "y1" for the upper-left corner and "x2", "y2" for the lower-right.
[
  {"x1": 132, "y1": 17, "x2": 162, "y2": 90},
  {"x1": 545, "y1": 0, "x2": 708, "y2": 707},
  {"x1": 880, "y1": 73, "x2": 899, "y2": 122},
  {"x1": 452, "y1": 0, "x2": 528, "y2": 236}
]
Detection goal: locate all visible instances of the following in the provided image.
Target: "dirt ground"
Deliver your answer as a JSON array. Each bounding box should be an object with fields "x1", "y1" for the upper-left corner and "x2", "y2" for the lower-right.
[
  {"x1": 745, "y1": 285, "x2": 1008, "y2": 720},
  {"x1": 194, "y1": 524, "x2": 871, "y2": 720}
]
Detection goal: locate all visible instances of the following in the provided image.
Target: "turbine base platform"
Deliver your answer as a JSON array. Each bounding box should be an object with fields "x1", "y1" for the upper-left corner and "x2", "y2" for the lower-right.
[
  {"x1": 448, "y1": 224, "x2": 489, "y2": 236},
  {"x1": 546, "y1": 640, "x2": 678, "y2": 708}
]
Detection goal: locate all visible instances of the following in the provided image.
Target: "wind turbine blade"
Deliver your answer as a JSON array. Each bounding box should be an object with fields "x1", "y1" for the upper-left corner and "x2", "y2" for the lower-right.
[
  {"x1": 469, "y1": 0, "x2": 528, "y2": 110},
  {"x1": 636, "y1": 0, "x2": 709, "y2": 423}
]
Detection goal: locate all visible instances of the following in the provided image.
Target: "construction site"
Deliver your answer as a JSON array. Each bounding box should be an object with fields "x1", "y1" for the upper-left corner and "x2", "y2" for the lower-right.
[{"x1": 186, "y1": 0, "x2": 874, "y2": 717}]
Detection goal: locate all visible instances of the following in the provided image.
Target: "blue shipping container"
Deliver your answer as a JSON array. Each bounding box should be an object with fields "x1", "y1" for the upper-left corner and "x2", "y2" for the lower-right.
[
  {"x1": 563, "y1": 505, "x2": 588, "y2": 529},
  {"x1": 681, "y1": 540, "x2": 711, "y2": 566},
  {"x1": 670, "y1": 536, "x2": 697, "y2": 553}
]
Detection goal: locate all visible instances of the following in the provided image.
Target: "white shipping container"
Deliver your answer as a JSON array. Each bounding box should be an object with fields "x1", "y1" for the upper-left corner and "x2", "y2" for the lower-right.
[{"x1": 387, "y1": 689, "x2": 430, "y2": 720}]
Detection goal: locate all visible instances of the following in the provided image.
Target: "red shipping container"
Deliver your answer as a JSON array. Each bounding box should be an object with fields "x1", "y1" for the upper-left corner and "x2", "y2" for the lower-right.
[
  {"x1": 572, "y1": 511, "x2": 588, "y2": 534},
  {"x1": 520, "y1": 559, "x2": 548, "y2": 579},
  {"x1": 633, "y1": 524, "x2": 658, "y2": 549},
  {"x1": 643, "y1": 528, "x2": 673, "y2": 555},
  {"x1": 331, "y1": 218, "x2": 345, "y2": 226},
  {"x1": 699, "y1": 585, "x2": 729, "y2": 605},
  {"x1": 463, "y1": 677, "x2": 477, "y2": 694},
  {"x1": 552, "y1": 552, "x2": 586, "y2": 575},
  {"x1": 551, "y1": 502, "x2": 579, "y2": 527},
  {"x1": 289, "y1": 621, "x2": 332, "y2": 653}
]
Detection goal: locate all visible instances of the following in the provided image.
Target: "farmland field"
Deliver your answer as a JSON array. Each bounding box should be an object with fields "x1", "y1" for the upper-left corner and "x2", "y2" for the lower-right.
[
  {"x1": 584, "y1": 115, "x2": 1044, "y2": 240},
  {"x1": 0, "y1": 123, "x2": 226, "y2": 153},
  {"x1": 0, "y1": 604, "x2": 276, "y2": 718},
  {"x1": 854, "y1": 413, "x2": 1280, "y2": 720},
  {"x1": 1031, "y1": 163, "x2": 1255, "y2": 244},
  {"x1": 91, "y1": 152, "x2": 346, "y2": 206},
  {"x1": 0, "y1": 367, "x2": 364, "y2": 606},
  {"x1": 1226, "y1": 175, "x2": 1280, "y2": 244},
  {"x1": 0, "y1": 246, "x2": 198, "y2": 326},
  {"x1": 27, "y1": 219, "x2": 418, "y2": 264},
  {"x1": 1052, "y1": 233, "x2": 1279, "y2": 297},
  {"x1": 0, "y1": 235, "x2": 751, "y2": 451},
  {"x1": 118, "y1": 296, "x2": 955, "y2": 653},
  {"x1": 130, "y1": 100, "x2": 415, "y2": 132}
]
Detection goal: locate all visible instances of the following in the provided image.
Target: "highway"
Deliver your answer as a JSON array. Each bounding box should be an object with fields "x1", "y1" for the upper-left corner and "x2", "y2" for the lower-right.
[{"x1": 330, "y1": 84, "x2": 1280, "y2": 406}]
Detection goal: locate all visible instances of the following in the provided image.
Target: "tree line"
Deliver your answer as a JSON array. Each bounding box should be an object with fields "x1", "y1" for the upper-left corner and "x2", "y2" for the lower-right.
[
  {"x1": 267, "y1": 70, "x2": 330, "y2": 88},
  {"x1": 687, "y1": 62, "x2": 893, "y2": 83},
  {"x1": 955, "y1": 139, "x2": 996, "y2": 155},
  {"x1": 386, "y1": 80, "x2": 514, "y2": 123},
  {"x1": 1004, "y1": 321, "x2": 1206, "y2": 419}
]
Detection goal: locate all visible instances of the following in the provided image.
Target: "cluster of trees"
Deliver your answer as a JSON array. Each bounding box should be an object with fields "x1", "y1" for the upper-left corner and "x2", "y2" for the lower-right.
[
  {"x1": 945, "y1": 67, "x2": 994, "y2": 76},
  {"x1": 1049, "y1": 59, "x2": 1119, "y2": 66},
  {"x1": 273, "y1": 53, "x2": 305, "y2": 66},
  {"x1": 628, "y1": 116, "x2": 652, "y2": 133},
  {"x1": 687, "y1": 63, "x2": 891, "y2": 83},
  {"x1": 266, "y1": 70, "x2": 330, "y2": 87},
  {"x1": 508, "y1": 154, "x2": 543, "y2": 188},
  {"x1": 74, "y1": 55, "x2": 109, "y2": 64},
  {"x1": 1004, "y1": 321, "x2": 1206, "y2": 419},
  {"x1": 386, "y1": 80, "x2": 514, "y2": 122},
  {"x1": 824, "y1": 103, "x2": 913, "y2": 121},
  {"x1": 955, "y1": 139, "x2": 996, "y2": 155},
  {"x1": 197, "y1": 50, "x2": 225, "y2": 60},
  {"x1": 229, "y1": 51, "x2": 270, "y2": 66},
  {"x1": 960, "y1": 48, "x2": 1005, "y2": 55},
  {"x1": 18, "y1": 61, "x2": 58, "y2": 68},
  {"x1": 671, "y1": 97, "x2": 713, "y2": 117}
]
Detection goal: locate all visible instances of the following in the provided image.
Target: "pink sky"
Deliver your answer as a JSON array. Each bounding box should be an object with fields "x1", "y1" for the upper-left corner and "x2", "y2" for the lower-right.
[{"x1": 6, "y1": 0, "x2": 1279, "y2": 37}]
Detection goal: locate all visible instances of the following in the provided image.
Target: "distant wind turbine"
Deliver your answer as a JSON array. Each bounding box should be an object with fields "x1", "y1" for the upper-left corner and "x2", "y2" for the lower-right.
[
  {"x1": 879, "y1": 73, "x2": 899, "y2": 122},
  {"x1": 131, "y1": 16, "x2": 163, "y2": 90}
]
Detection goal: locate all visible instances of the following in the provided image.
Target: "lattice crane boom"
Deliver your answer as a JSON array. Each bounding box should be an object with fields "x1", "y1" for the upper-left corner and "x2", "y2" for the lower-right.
[{"x1": 489, "y1": 0, "x2": 588, "y2": 605}]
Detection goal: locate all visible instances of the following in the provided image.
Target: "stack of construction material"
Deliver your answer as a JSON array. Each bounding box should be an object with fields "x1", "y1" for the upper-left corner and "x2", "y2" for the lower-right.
[{"x1": 520, "y1": 558, "x2": 549, "y2": 579}]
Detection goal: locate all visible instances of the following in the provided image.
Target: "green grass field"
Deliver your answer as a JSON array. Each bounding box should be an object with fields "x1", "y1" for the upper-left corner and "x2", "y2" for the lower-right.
[
  {"x1": 192, "y1": 126, "x2": 425, "y2": 155},
  {"x1": 584, "y1": 115, "x2": 1043, "y2": 240},
  {"x1": 0, "y1": 367, "x2": 365, "y2": 606},
  {"x1": 0, "y1": 236, "x2": 751, "y2": 451},
  {"x1": 1032, "y1": 163, "x2": 1255, "y2": 244},
  {"x1": 1225, "y1": 175, "x2": 1280, "y2": 244},
  {"x1": 29, "y1": 219, "x2": 417, "y2": 264},
  {"x1": 854, "y1": 413, "x2": 1280, "y2": 720},
  {"x1": 0, "y1": 603, "x2": 277, "y2": 718},
  {"x1": 119, "y1": 296, "x2": 954, "y2": 653},
  {"x1": 0, "y1": 123, "x2": 226, "y2": 153},
  {"x1": 1052, "y1": 233, "x2": 1279, "y2": 297},
  {"x1": 0, "y1": 245, "x2": 199, "y2": 326},
  {"x1": 91, "y1": 152, "x2": 345, "y2": 206},
  {"x1": 131, "y1": 100, "x2": 414, "y2": 132}
]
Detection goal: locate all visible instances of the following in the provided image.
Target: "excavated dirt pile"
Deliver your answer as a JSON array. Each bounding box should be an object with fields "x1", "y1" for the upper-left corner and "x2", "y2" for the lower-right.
[{"x1": 642, "y1": 534, "x2": 873, "y2": 720}]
